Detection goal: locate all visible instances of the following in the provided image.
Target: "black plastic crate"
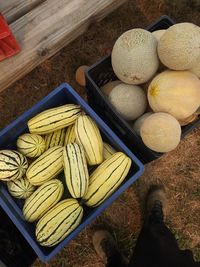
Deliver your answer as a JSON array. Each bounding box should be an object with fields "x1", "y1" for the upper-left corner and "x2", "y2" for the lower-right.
[
  {"x1": 0, "y1": 208, "x2": 36, "y2": 267},
  {"x1": 86, "y1": 15, "x2": 200, "y2": 163}
]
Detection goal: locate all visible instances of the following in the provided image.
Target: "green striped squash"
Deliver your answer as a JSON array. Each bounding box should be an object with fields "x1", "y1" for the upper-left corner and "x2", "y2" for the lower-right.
[
  {"x1": 7, "y1": 176, "x2": 35, "y2": 199},
  {"x1": 75, "y1": 115, "x2": 103, "y2": 165},
  {"x1": 45, "y1": 128, "x2": 66, "y2": 149},
  {"x1": 17, "y1": 133, "x2": 46, "y2": 158},
  {"x1": 28, "y1": 104, "x2": 81, "y2": 135},
  {"x1": 83, "y1": 152, "x2": 132, "y2": 207},
  {"x1": 26, "y1": 146, "x2": 63, "y2": 186},
  {"x1": 63, "y1": 143, "x2": 89, "y2": 198},
  {"x1": 23, "y1": 179, "x2": 64, "y2": 222},
  {"x1": 64, "y1": 124, "x2": 76, "y2": 145},
  {"x1": 36, "y1": 198, "x2": 83, "y2": 247},
  {"x1": 103, "y1": 142, "x2": 116, "y2": 160},
  {"x1": 0, "y1": 150, "x2": 28, "y2": 181}
]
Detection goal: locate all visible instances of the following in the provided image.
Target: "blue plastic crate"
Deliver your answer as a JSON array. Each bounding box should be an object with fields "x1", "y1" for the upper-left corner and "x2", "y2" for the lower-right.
[{"x1": 0, "y1": 83, "x2": 144, "y2": 262}]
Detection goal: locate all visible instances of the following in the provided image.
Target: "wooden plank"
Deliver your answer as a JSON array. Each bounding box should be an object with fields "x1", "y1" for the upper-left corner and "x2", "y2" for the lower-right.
[
  {"x1": 1, "y1": 0, "x2": 45, "y2": 24},
  {"x1": 0, "y1": 0, "x2": 126, "y2": 92}
]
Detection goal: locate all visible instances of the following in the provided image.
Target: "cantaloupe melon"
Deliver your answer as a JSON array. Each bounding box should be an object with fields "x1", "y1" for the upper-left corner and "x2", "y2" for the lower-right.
[
  {"x1": 158, "y1": 23, "x2": 200, "y2": 70},
  {"x1": 132, "y1": 112, "x2": 153, "y2": 135},
  {"x1": 109, "y1": 83, "x2": 147, "y2": 120},
  {"x1": 111, "y1": 29, "x2": 159, "y2": 85},
  {"x1": 140, "y1": 113, "x2": 181, "y2": 153},
  {"x1": 75, "y1": 65, "x2": 89, "y2": 86},
  {"x1": 101, "y1": 80, "x2": 121, "y2": 96},
  {"x1": 152, "y1": 29, "x2": 167, "y2": 72},
  {"x1": 148, "y1": 70, "x2": 200, "y2": 120},
  {"x1": 152, "y1": 29, "x2": 166, "y2": 41}
]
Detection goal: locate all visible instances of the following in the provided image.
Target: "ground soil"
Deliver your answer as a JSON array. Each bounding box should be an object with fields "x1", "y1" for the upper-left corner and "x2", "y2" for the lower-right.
[{"x1": 0, "y1": 1, "x2": 200, "y2": 266}]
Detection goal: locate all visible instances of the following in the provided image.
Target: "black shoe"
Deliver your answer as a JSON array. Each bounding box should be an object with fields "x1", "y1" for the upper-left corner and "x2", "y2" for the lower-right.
[
  {"x1": 145, "y1": 185, "x2": 167, "y2": 223},
  {"x1": 92, "y1": 230, "x2": 125, "y2": 264}
]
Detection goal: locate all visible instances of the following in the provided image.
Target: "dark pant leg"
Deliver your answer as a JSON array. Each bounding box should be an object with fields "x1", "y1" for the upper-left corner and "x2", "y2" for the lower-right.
[
  {"x1": 128, "y1": 219, "x2": 200, "y2": 267},
  {"x1": 106, "y1": 250, "x2": 127, "y2": 267}
]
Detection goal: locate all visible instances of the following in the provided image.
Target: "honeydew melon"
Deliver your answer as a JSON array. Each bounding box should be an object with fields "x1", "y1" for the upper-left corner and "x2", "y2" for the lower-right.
[
  {"x1": 101, "y1": 80, "x2": 121, "y2": 96},
  {"x1": 152, "y1": 29, "x2": 166, "y2": 41},
  {"x1": 109, "y1": 83, "x2": 147, "y2": 121}
]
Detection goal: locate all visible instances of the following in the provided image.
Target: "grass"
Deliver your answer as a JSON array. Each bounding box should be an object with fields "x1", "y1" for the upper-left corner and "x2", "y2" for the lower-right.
[
  {"x1": 191, "y1": 186, "x2": 200, "y2": 198},
  {"x1": 171, "y1": 228, "x2": 200, "y2": 261}
]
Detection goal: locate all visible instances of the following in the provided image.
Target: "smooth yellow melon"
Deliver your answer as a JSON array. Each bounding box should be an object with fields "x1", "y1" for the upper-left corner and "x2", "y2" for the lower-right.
[
  {"x1": 195, "y1": 106, "x2": 200, "y2": 115},
  {"x1": 178, "y1": 113, "x2": 198, "y2": 126},
  {"x1": 152, "y1": 29, "x2": 166, "y2": 41},
  {"x1": 158, "y1": 23, "x2": 200, "y2": 70},
  {"x1": 132, "y1": 112, "x2": 153, "y2": 135},
  {"x1": 140, "y1": 113, "x2": 181, "y2": 153},
  {"x1": 101, "y1": 80, "x2": 121, "y2": 97},
  {"x1": 109, "y1": 83, "x2": 147, "y2": 121},
  {"x1": 148, "y1": 70, "x2": 200, "y2": 120},
  {"x1": 190, "y1": 57, "x2": 200, "y2": 78},
  {"x1": 111, "y1": 29, "x2": 159, "y2": 85}
]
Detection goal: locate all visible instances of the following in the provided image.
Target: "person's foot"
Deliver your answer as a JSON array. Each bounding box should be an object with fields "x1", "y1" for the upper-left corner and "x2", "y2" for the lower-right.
[
  {"x1": 92, "y1": 230, "x2": 123, "y2": 264},
  {"x1": 145, "y1": 185, "x2": 167, "y2": 223}
]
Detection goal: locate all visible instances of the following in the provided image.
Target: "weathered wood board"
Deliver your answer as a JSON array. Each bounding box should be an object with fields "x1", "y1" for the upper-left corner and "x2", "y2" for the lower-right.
[
  {"x1": 0, "y1": 0, "x2": 126, "y2": 92},
  {"x1": 1, "y1": 0, "x2": 45, "y2": 24}
]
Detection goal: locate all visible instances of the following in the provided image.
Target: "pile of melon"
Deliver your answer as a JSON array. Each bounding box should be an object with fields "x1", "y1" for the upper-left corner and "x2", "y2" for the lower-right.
[{"x1": 101, "y1": 23, "x2": 200, "y2": 153}]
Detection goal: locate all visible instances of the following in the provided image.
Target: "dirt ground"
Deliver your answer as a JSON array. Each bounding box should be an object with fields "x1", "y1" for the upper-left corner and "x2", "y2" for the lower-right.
[{"x1": 0, "y1": 1, "x2": 200, "y2": 266}]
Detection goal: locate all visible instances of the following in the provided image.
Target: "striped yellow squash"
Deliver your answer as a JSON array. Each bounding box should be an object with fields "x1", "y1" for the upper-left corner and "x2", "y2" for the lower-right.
[
  {"x1": 83, "y1": 152, "x2": 132, "y2": 207},
  {"x1": 36, "y1": 199, "x2": 83, "y2": 247},
  {"x1": 26, "y1": 146, "x2": 63, "y2": 186},
  {"x1": 0, "y1": 150, "x2": 28, "y2": 181},
  {"x1": 23, "y1": 179, "x2": 64, "y2": 222},
  {"x1": 75, "y1": 115, "x2": 103, "y2": 165},
  {"x1": 64, "y1": 124, "x2": 76, "y2": 145},
  {"x1": 45, "y1": 128, "x2": 66, "y2": 149},
  {"x1": 28, "y1": 104, "x2": 81, "y2": 134},
  {"x1": 17, "y1": 133, "x2": 46, "y2": 158},
  {"x1": 63, "y1": 143, "x2": 89, "y2": 198},
  {"x1": 103, "y1": 142, "x2": 116, "y2": 160},
  {"x1": 7, "y1": 176, "x2": 35, "y2": 199}
]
